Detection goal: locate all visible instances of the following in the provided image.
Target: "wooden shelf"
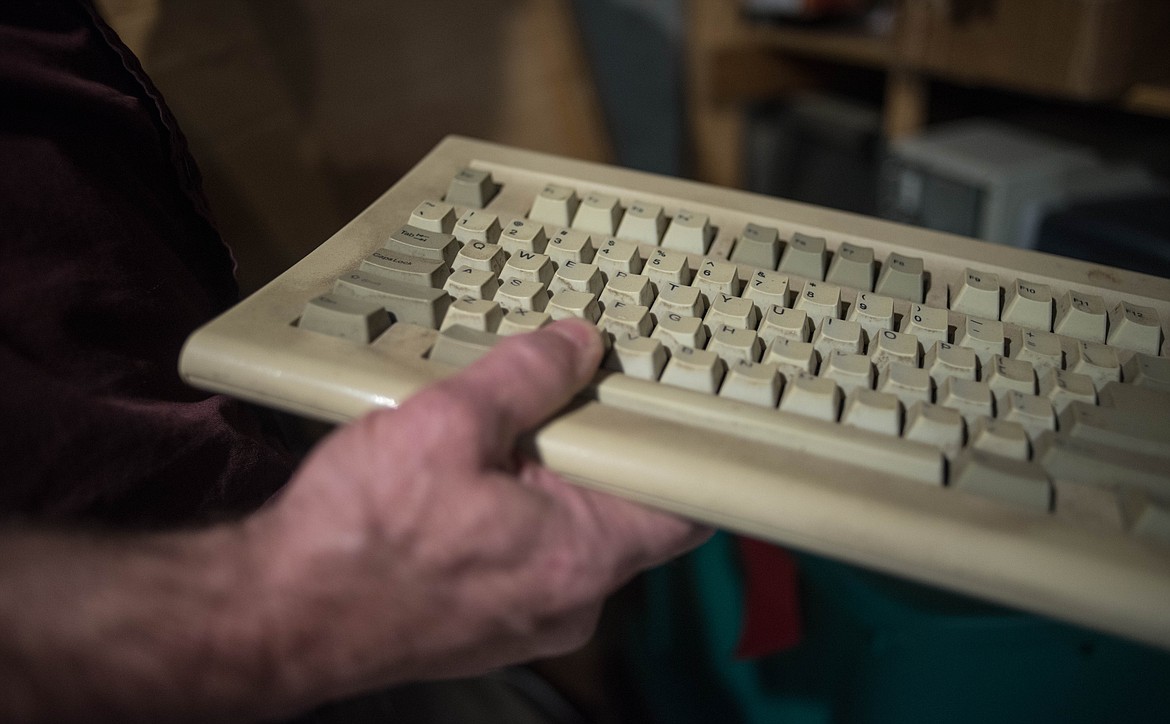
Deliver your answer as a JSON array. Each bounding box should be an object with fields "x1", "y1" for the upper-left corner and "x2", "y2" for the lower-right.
[{"x1": 687, "y1": 0, "x2": 1170, "y2": 187}]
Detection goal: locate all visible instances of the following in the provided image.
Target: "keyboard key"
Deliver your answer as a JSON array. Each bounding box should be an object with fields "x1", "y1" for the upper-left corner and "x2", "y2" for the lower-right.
[
  {"x1": 1054, "y1": 290, "x2": 1107, "y2": 343},
  {"x1": 549, "y1": 261, "x2": 604, "y2": 298},
  {"x1": 779, "y1": 375, "x2": 841, "y2": 422},
  {"x1": 598, "y1": 303, "x2": 654, "y2": 340},
  {"x1": 409, "y1": 200, "x2": 457, "y2": 233},
  {"x1": 360, "y1": 249, "x2": 449, "y2": 288},
  {"x1": 494, "y1": 279, "x2": 548, "y2": 313},
  {"x1": 704, "y1": 294, "x2": 758, "y2": 330},
  {"x1": 615, "y1": 201, "x2": 667, "y2": 244},
  {"x1": 763, "y1": 338, "x2": 817, "y2": 375},
  {"x1": 546, "y1": 228, "x2": 595, "y2": 265},
  {"x1": 501, "y1": 251, "x2": 555, "y2": 287},
  {"x1": 443, "y1": 267, "x2": 499, "y2": 301},
  {"x1": 1123, "y1": 353, "x2": 1170, "y2": 391},
  {"x1": 937, "y1": 377, "x2": 993, "y2": 424},
  {"x1": 651, "y1": 283, "x2": 704, "y2": 319},
  {"x1": 778, "y1": 232, "x2": 828, "y2": 280},
  {"x1": 924, "y1": 342, "x2": 979, "y2": 383},
  {"x1": 868, "y1": 329, "x2": 921, "y2": 372},
  {"x1": 605, "y1": 334, "x2": 667, "y2": 380},
  {"x1": 600, "y1": 273, "x2": 655, "y2": 308},
  {"x1": 388, "y1": 226, "x2": 460, "y2": 266},
  {"x1": 499, "y1": 218, "x2": 548, "y2": 255},
  {"x1": 901, "y1": 304, "x2": 948, "y2": 346},
  {"x1": 445, "y1": 167, "x2": 499, "y2": 208},
  {"x1": 333, "y1": 272, "x2": 449, "y2": 328},
  {"x1": 454, "y1": 240, "x2": 506, "y2": 276},
  {"x1": 652, "y1": 313, "x2": 708, "y2": 353},
  {"x1": 969, "y1": 418, "x2": 1030, "y2": 460},
  {"x1": 430, "y1": 325, "x2": 502, "y2": 367},
  {"x1": 1001, "y1": 279, "x2": 1053, "y2": 331},
  {"x1": 529, "y1": 183, "x2": 579, "y2": 227},
  {"x1": 821, "y1": 352, "x2": 873, "y2": 394},
  {"x1": 1011, "y1": 330, "x2": 1063, "y2": 376},
  {"x1": 693, "y1": 258, "x2": 741, "y2": 299},
  {"x1": 903, "y1": 402, "x2": 964, "y2": 460},
  {"x1": 1070, "y1": 383, "x2": 1170, "y2": 458},
  {"x1": 1107, "y1": 301, "x2": 1163, "y2": 355},
  {"x1": 847, "y1": 292, "x2": 895, "y2": 340},
  {"x1": 758, "y1": 305, "x2": 811, "y2": 344},
  {"x1": 1066, "y1": 341, "x2": 1121, "y2": 390},
  {"x1": 954, "y1": 317, "x2": 1005, "y2": 363},
  {"x1": 842, "y1": 389, "x2": 902, "y2": 436},
  {"x1": 952, "y1": 449, "x2": 1052, "y2": 512},
  {"x1": 547, "y1": 290, "x2": 601, "y2": 323},
  {"x1": 1038, "y1": 368, "x2": 1097, "y2": 413},
  {"x1": 985, "y1": 355, "x2": 1036, "y2": 397},
  {"x1": 795, "y1": 280, "x2": 842, "y2": 323},
  {"x1": 742, "y1": 269, "x2": 790, "y2": 314},
  {"x1": 497, "y1": 309, "x2": 551, "y2": 335},
  {"x1": 440, "y1": 298, "x2": 503, "y2": 333},
  {"x1": 877, "y1": 363, "x2": 933, "y2": 407},
  {"x1": 812, "y1": 317, "x2": 864, "y2": 358},
  {"x1": 1034, "y1": 434, "x2": 1170, "y2": 505},
  {"x1": 644, "y1": 248, "x2": 692, "y2": 287},
  {"x1": 707, "y1": 325, "x2": 763, "y2": 364},
  {"x1": 999, "y1": 391, "x2": 1055, "y2": 440},
  {"x1": 594, "y1": 238, "x2": 644, "y2": 277},
  {"x1": 826, "y1": 242, "x2": 875, "y2": 291},
  {"x1": 875, "y1": 252, "x2": 925, "y2": 303},
  {"x1": 950, "y1": 268, "x2": 1001, "y2": 319},
  {"x1": 661, "y1": 209, "x2": 715, "y2": 254},
  {"x1": 719, "y1": 360, "x2": 783, "y2": 407},
  {"x1": 661, "y1": 347, "x2": 725, "y2": 394},
  {"x1": 730, "y1": 223, "x2": 780, "y2": 269},
  {"x1": 298, "y1": 294, "x2": 391, "y2": 343},
  {"x1": 572, "y1": 191, "x2": 624, "y2": 235},
  {"x1": 453, "y1": 209, "x2": 501, "y2": 244}
]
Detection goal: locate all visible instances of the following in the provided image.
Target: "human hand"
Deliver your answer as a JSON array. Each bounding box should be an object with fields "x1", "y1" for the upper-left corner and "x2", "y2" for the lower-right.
[{"x1": 248, "y1": 319, "x2": 711, "y2": 710}]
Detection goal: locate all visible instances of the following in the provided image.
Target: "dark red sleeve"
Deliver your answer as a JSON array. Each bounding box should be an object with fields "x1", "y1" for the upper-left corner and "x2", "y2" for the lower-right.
[{"x1": 0, "y1": 1, "x2": 296, "y2": 528}]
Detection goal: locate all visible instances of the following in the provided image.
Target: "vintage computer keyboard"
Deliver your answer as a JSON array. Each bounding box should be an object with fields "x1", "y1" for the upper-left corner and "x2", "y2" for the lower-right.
[{"x1": 180, "y1": 136, "x2": 1170, "y2": 650}]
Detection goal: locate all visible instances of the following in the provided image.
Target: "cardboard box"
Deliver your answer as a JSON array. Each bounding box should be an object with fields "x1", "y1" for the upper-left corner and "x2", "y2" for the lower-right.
[{"x1": 895, "y1": 0, "x2": 1170, "y2": 100}]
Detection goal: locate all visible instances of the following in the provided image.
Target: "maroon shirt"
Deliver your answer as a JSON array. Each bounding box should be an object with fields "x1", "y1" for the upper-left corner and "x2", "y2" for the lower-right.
[{"x1": 0, "y1": 1, "x2": 295, "y2": 528}]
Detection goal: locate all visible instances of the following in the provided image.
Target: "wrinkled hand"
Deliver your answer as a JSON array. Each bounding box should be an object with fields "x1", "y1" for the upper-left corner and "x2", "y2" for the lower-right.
[{"x1": 250, "y1": 319, "x2": 711, "y2": 706}]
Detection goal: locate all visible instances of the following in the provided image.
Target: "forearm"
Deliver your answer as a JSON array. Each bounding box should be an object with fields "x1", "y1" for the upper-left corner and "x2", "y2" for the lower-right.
[{"x1": 0, "y1": 523, "x2": 288, "y2": 723}]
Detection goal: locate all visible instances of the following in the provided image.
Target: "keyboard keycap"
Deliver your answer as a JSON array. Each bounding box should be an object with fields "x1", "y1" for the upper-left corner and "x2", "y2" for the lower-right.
[
  {"x1": 529, "y1": 183, "x2": 579, "y2": 227},
  {"x1": 779, "y1": 232, "x2": 828, "y2": 280},
  {"x1": 952, "y1": 449, "x2": 1052, "y2": 512},
  {"x1": 661, "y1": 209, "x2": 715, "y2": 254},
  {"x1": 875, "y1": 252, "x2": 925, "y2": 303},
  {"x1": 299, "y1": 294, "x2": 391, "y2": 343},
  {"x1": 1054, "y1": 290, "x2": 1107, "y2": 343},
  {"x1": 615, "y1": 201, "x2": 667, "y2": 244},
  {"x1": 950, "y1": 268, "x2": 1001, "y2": 319},
  {"x1": 445, "y1": 167, "x2": 499, "y2": 208},
  {"x1": 333, "y1": 273, "x2": 449, "y2": 327},
  {"x1": 1107, "y1": 301, "x2": 1163, "y2": 354}
]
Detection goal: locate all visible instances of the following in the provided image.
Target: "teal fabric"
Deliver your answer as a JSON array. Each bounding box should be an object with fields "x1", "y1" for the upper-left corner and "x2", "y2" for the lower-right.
[{"x1": 624, "y1": 532, "x2": 1170, "y2": 724}]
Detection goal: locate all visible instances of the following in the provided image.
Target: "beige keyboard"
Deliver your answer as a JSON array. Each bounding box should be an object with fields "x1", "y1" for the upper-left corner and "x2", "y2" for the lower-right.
[{"x1": 181, "y1": 136, "x2": 1170, "y2": 650}]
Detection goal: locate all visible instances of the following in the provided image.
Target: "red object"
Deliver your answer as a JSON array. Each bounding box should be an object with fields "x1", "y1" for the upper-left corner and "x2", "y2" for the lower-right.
[{"x1": 734, "y1": 537, "x2": 804, "y2": 658}]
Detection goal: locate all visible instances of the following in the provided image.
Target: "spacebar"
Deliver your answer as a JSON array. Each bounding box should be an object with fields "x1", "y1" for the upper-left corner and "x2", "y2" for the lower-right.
[{"x1": 592, "y1": 373, "x2": 944, "y2": 486}]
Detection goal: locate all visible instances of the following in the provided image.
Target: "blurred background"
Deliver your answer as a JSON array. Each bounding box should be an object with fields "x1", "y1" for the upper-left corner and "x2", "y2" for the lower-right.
[
  {"x1": 95, "y1": 1, "x2": 1170, "y2": 722},
  {"x1": 96, "y1": 0, "x2": 1170, "y2": 297}
]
